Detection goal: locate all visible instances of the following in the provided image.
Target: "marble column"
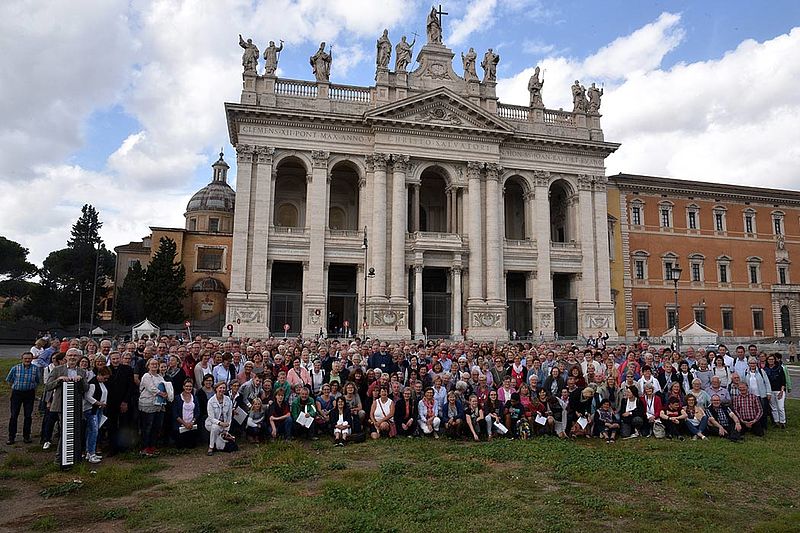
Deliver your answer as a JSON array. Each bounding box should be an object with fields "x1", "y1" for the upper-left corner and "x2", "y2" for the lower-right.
[
  {"x1": 251, "y1": 146, "x2": 274, "y2": 294},
  {"x1": 577, "y1": 176, "x2": 597, "y2": 306},
  {"x1": 413, "y1": 264, "x2": 423, "y2": 338},
  {"x1": 533, "y1": 171, "x2": 554, "y2": 334},
  {"x1": 230, "y1": 145, "x2": 254, "y2": 293},
  {"x1": 452, "y1": 265, "x2": 462, "y2": 338},
  {"x1": 303, "y1": 150, "x2": 329, "y2": 336},
  {"x1": 390, "y1": 155, "x2": 409, "y2": 302},
  {"x1": 466, "y1": 162, "x2": 484, "y2": 302},
  {"x1": 369, "y1": 153, "x2": 388, "y2": 299},
  {"x1": 445, "y1": 188, "x2": 452, "y2": 233},
  {"x1": 411, "y1": 184, "x2": 420, "y2": 232},
  {"x1": 485, "y1": 163, "x2": 503, "y2": 303}
]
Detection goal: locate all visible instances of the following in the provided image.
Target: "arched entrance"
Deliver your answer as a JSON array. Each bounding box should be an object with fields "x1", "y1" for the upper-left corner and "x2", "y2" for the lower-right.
[
  {"x1": 419, "y1": 169, "x2": 448, "y2": 232},
  {"x1": 504, "y1": 177, "x2": 526, "y2": 239},
  {"x1": 328, "y1": 162, "x2": 359, "y2": 230},
  {"x1": 781, "y1": 305, "x2": 791, "y2": 337},
  {"x1": 549, "y1": 179, "x2": 575, "y2": 243},
  {"x1": 273, "y1": 158, "x2": 308, "y2": 228}
]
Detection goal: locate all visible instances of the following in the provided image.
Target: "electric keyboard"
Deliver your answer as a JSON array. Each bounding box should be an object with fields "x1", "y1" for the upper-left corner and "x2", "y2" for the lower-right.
[{"x1": 60, "y1": 381, "x2": 82, "y2": 467}]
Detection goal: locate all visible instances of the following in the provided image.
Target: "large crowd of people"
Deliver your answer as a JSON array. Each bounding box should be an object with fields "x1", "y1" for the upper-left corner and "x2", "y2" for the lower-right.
[{"x1": 5, "y1": 333, "x2": 793, "y2": 464}]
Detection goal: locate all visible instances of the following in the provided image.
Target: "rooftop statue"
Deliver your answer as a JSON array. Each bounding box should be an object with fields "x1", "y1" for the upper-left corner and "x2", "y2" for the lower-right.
[
  {"x1": 461, "y1": 47, "x2": 478, "y2": 81},
  {"x1": 394, "y1": 35, "x2": 416, "y2": 72},
  {"x1": 587, "y1": 82, "x2": 604, "y2": 114},
  {"x1": 376, "y1": 29, "x2": 392, "y2": 69},
  {"x1": 310, "y1": 42, "x2": 332, "y2": 82},
  {"x1": 528, "y1": 66, "x2": 544, "y2": 108},
  {"x1": 481, "y1": 49, "x2": 500, "y2": 82},
  {"x1": 427, "y1": 5, "x2": 443, "y2": 44},
  {"x1": 572, "y1": 80, "x2": 588, "y2": 113},
  {"x1": 263, "y1": 39, "x2": 284, "y2": 75},
  {"x1": 239, "y1": 34, "x2": 259, "y2": 74}
]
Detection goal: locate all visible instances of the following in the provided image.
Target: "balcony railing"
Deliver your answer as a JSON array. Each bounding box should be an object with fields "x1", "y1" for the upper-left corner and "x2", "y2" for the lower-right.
[
  {"x1": 329, "y1": 84, "x2": 371, "y2": 103},
  {"x1": 327, "y1": 228, "x2": 362, "y2": 238},
  {"x1": 550, "y1": 240, "x2": 580, "y2": 249},
  {"x1": 275, "y1": 79, "x2": 317, "y2": 98},
  {"x1": 271, "y1": 226, "x2": 308, "y2": 235},
  {"x1": 543, "y1": 109, "x2": 575, "y2": 125},
  {"x1": 496, "y1": 103, "x2": 530, "y2": 121}
]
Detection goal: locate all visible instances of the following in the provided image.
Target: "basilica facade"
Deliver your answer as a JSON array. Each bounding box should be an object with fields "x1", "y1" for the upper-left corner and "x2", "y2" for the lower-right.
[{"x1": 225, "y1": 23, "x2": 618, "y2": 340}]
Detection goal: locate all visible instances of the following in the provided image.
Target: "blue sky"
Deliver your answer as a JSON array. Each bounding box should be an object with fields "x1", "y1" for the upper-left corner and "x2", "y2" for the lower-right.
[{"x1": 1, "y1": 0, "x2": 799, "y2": 266}]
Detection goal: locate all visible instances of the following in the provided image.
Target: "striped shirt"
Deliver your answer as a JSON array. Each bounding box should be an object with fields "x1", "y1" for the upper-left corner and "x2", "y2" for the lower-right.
[{"x1": 6, "y1": 363, "x2": 40, "y2": 391}]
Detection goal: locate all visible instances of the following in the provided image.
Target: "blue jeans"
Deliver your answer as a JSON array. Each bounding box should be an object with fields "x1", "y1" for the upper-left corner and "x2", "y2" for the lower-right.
[
  {"x1": 84, "y1": 409, "x2": 101, "y2": 455},
  {"x1": 140, "y1": 411, "x2": 164, "y2": 449},
  {"x1": 269, "y1": 416, "x2": 293, "y2": 438},
  {"x1": 685, "y1": 415, "x2": 708, "y2": 436}
]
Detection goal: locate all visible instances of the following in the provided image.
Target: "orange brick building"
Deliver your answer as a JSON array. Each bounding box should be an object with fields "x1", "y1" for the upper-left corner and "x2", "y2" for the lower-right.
[{"x1": 609, "y1": 173, "x2": 800, "y2": 340}]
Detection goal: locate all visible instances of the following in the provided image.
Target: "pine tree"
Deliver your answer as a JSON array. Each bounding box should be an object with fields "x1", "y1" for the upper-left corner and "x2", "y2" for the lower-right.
[
  {"x1": 116, "y1": 261, "x2": 146, "y2": 324},
  {"x1": 143, "y1": 237, "x2": 186, "y2": 324}
]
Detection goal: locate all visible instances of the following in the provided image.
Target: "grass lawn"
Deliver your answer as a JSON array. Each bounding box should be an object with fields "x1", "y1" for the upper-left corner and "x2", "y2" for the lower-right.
[{"x1": 1, "y1": 354, "x2": 798, "y2": 532}]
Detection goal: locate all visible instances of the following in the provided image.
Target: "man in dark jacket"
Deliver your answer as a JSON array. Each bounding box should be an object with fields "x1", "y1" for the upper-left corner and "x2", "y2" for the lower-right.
[
  {"x1": 368, "y1": 342, "x2": 393, "y2": 373},
  {"x1": 106, "y1": 351, "x2": 134, "y2": 455}
]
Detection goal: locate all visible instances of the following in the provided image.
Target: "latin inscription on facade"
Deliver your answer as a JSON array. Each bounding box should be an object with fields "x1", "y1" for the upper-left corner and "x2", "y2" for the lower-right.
[
  {"x1": 500, "y1": 147, "x2": 603, "y2": 168},
  {"x1": 240, "y1": 125, "x2": 371, "y2": 145}
]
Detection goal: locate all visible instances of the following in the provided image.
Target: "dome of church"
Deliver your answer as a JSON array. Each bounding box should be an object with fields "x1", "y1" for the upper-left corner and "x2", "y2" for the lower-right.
[{"x1": 185, "y1": 151, "x2": 235, "y2": 214}]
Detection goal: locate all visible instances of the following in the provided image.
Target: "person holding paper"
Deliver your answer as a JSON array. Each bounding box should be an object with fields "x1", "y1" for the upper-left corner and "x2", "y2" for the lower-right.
[
  {"x1": 205, "y1": 382, "x2": 234, "y2": 455},
  {"x1": 291, "y1": 386, "x2": 318, "y2": 440},
  {"x1": 82, "y1": 367, "x2": 110, "y2": 463},
  {"x1": 173, "y1": 378, "x2": 199, "y2": 449}
]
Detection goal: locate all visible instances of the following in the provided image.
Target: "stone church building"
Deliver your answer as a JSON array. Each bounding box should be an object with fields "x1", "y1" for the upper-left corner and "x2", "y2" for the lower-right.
[{"x1": 225, "y1": 20, "x2": 618, "y2": 340}]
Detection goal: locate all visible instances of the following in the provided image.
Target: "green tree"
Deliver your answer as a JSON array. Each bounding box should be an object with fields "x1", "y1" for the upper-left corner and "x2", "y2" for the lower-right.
[
  {"x1": 143, "y1": 237, "x2": 186, "y2": 324},
  {"x1": 116, "y1": 261, "x2": 146, "y2": 324},
  {"x1": 0, "y1": 236, "x2": 37, "y2": 303},
  {"x1": 24, "y1": 205, "x2": 115, "y2": 326}
]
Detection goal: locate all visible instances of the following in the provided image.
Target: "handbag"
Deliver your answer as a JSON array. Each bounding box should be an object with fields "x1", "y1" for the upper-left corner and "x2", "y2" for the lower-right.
[{"x1": 652, "y1": 420, "x2": 666, "y2": 438}]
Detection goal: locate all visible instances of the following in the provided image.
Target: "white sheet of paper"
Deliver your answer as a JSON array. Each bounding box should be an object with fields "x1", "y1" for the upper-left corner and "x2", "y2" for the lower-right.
[
  {"x1": 296, "y1": 411, "x2": 314, "y2": 428},
  {"x1": 178, "y1": 423, "x2": 198, "y2": 434},
  {"x1": 494, "y1": 421, "x2": 509, "y2": 434},
  {"x1": 98, "y1": 413, "x2": 108, "y2": 429},
  {"x1": 535, "y1": 414, "x2": 548, "y2": 426},
  {"x1": 577, "y1": 416, "x2": 589, "y2": 429},
  {"x1": 233, "y1": 406, "x2": 248, "y2": 425}
]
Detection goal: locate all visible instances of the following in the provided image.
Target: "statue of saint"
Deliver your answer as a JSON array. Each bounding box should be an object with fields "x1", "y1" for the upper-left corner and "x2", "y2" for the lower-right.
[
  {"x1": 427, "y1": 6, "x2": 442, "y2": 44},
  {"x1": 481, "y1": 48, "x2": 500, "y2": 82},
  {"x1": 310, "y1": 42, "x2": 332, "y2": 82},
  {"x1": 572, "y1": 80, "x2": 588, "y2": 113},
  {"x1": 376, "y1": 29, "x2": 392, "y2": 69},
  {"x1": 528, "y1": 66, "x2": 544, "y2": 108},
  {"x1": 587, "y1": 82, "x2": 604, "y2": 114},
  {"x1": 461, "y1": 48, "x2": 478, "y2": 81},
  {"x1": 238, "y1": 34, "x2": 259, "y2": 74},
  {"x1": 263, "y1": 39, "x2": 284, "y2": 75},
  {"x1": 394, "y1": 35, "x2": 416, "y2": 72}
]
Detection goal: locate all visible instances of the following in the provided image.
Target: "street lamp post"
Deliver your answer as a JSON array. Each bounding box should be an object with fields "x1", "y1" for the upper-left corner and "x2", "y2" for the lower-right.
[
  {"x1": 671, "y1": 265, "x2": 683, "y2": 355},
  {"x1": 361, "y1": 227, "x2": 375, "y2": 339},
  {"x1": 89, "y1": 242, "x2": 104, "y2": 336}
]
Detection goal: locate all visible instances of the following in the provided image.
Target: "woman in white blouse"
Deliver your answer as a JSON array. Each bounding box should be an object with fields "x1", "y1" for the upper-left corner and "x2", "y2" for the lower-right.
[{"x1": 205, "y1": 382, "x2": 233, "y2": 455}]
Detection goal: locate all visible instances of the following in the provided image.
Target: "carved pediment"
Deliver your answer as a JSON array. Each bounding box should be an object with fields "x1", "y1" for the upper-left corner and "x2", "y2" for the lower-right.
[{"x1": 364, "y1": 87, "x2": 514, "y2": 136}]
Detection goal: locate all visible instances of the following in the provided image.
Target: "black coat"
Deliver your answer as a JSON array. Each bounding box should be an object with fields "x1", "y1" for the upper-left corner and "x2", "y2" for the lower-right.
[{"x1": 107, "y1": 364, "x2": 134, "y2": 410}]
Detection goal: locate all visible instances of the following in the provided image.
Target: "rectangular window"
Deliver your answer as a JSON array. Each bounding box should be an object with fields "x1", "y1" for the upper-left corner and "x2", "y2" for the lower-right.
[
  {"x1": 208, "y1": 218, "x2": 220, "y2": 233},
  {"x1": 665, "y1": 261, "x2": 673, "y2": 280},
  {"x1": 128, "y1": 259, "x2": 140, "y2": 269},
  {"x1": 688, "y1": 211, "x2": 697, "y2": 229},
  {"x1": 667, "y1": 309, "x2": 677, "y2": 329},
  {"x1": 722, "y1": 309, "x2": 734, "y2": 331},
  {"x1": 635, "y1": 260, "x2": 645, "y2": 280},
  {"x1": 197, "y1": 248, "x2": 224, "y2": 271},
  {"x1": 779, "y1": 267, "x2": 787, "y2": 285},
  {"x1": 691, "y1": 263, "x2": 701, "y2": 282},
  {"x1": 719, "y1": 264, "x2": 728, "y2": 283},
  {"x1": 637, "y1": 308, "x2": 650, "y2": 330},
  {"x1": 694, "y1": 309, "x2": 706, "y2": 326},
  {"x1": 661, "y1": 209, "x2": 670, "y2": 228},
  {"x1": 631, "y1": 207, "x2": 641, "y2": 226},
  {"x1": 753, "y1": 310, "x2": 764, "y2": 331},
  {"x1": 749, "y1": 265, "x2": 758, "y2": 284},
  {"x1": 188, "y1": 218, "x2": 197, "y2": 231},
  {"x1": 745, "y1": 215, "x2": 753, "y2": 234},
  {"x1": 715, "y1": 213, "x2": 724, "y2": 231},
  {"x1": 774, "y1": 218, "x2": 782, "y2": 235}
]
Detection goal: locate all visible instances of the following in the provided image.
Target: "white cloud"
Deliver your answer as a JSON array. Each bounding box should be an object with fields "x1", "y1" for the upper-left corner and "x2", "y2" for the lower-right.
[
  {"x1": 449, "y1": 0, "x2": 498, "y2": 46},
  {"x1": 522, "y1": 39, "x2": 556, "y2": 56},
  {"x1": 497, "y1": 13, "x2": 800, "y2": 190}
]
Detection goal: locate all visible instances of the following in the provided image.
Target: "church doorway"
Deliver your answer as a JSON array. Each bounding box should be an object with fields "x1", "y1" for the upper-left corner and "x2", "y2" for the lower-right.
[
  {"x1": 327, "y1": 264, "x2": 357, "y2": 337},
  {"x1": 270, "y1": 262, "x2": 303, "y2": 335},
  {"x1": 553, "y1": 273, "x2": 577, "y2": 337},
  {"x1": 328, "y1": 162, "x2": 359, "y2": 230},
  {"x1": 781, "y1": 305, "x2": 791, "y2": 337},
  {"x1": 419, "y1": 169, "x2": 448, "y2": 232},
  {"x1": 506, "y1": 272, "x2": 531, "y2": 338},
  {"x1": 549, "y1": 179, "x2": 575, "y2": 243},
  {"x1": 504, "y1": 178, "x2": 526, "y2": 240},
  {"x1": 273, "y1": 158, "x2": 308, "y2": 228},
  {"x1": 421, "y1": 268, "x2": 451, "y2": 337}
]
